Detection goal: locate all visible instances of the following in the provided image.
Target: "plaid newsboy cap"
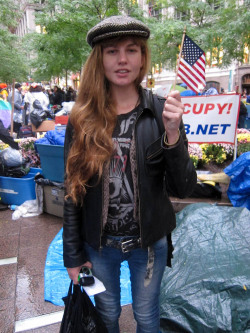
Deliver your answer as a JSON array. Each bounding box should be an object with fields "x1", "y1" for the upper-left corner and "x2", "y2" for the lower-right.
[{"x1": 87, "y1": 15, "x2": 150, "y2": 48}]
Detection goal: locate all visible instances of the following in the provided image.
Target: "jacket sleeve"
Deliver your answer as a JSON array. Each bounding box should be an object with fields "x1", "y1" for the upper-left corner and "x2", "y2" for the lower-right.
[
  {"x1": 161, "y1": 121, "x2": 197, "y2": 198},
  {"x1": 152, "y1": 93, "x2": 197, "y2": 199},
  {"x1": 14, "y1": 92, "x2": 22, "y2": 110},
  {"x1": 7, "y1": 92, "x2": 22, "y2": 110},
  {"x1": 63, "y1": 120, "x2": 88, "y2": 268},
  {"x1": 0, "y1": 120, "x2": 19, "y2": 150}
]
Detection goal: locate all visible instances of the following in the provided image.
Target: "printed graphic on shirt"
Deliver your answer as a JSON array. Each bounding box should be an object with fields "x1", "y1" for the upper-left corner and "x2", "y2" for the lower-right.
[{"x1": 105, "y1": 110, "x2": 139, "y2": 236}]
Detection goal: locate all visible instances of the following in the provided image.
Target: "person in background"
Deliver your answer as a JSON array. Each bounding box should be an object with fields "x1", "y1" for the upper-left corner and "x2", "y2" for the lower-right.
[
  {"x1": 53, "y1": 85, "x2": 64, "y2": 106},
  {"x1": 0, "y1": 83, "x2": 8, "y2": 101},
  {"x1": 45, "y1": 88, "x2": 54, "y2": 106},
  {"x1": 241, "y1": 91, "x2": 247, "y2": 104},
  {"x1": 24, "y1": 83, "x2": 50, "y2": 124},
  {"x1": 65, "y1": 86, "x2": 77, "y2": 102},
  {"x1": 238, "y1": 100, "x2": 247, "y2": 128},
  {"x1": 61, "y1": 87, "x2": 66, "y2": 102},
  {"x1": 7, "y1": 83, "x2": 24, "y2": 136},
  {"x1": 246, "y1": 93, "x2": 250, "y2": 104},
  {"x1": 63, "y1": 15, "x2": 197, "y2": 333}
]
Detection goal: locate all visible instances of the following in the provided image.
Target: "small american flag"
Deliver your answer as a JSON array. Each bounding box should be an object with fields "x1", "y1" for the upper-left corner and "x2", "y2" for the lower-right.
[{"x1": 177, "y1": 35, "x2": 206, "y2": 94}]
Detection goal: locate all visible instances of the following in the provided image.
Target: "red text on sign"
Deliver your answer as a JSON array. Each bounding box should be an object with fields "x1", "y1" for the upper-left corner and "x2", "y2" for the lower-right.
[{"x1": 184, "y1": 103, "x2": 233, "y2": 115}]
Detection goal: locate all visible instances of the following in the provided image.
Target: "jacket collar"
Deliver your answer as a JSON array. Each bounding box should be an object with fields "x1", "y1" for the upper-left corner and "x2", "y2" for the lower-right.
[{"x1": 139, "y1": 87, "x2": 160, "y2": 117}]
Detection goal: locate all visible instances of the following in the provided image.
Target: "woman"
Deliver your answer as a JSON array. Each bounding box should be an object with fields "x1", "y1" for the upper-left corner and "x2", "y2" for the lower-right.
[{"x1": 63, "y1": 15, "x2": 197, "y2": 333}]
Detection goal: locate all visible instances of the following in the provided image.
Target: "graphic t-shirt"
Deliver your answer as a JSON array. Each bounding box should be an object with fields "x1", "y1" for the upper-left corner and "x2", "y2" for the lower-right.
[{"x1": 104, "y1": 107, "x2": 140, "y2": 236}]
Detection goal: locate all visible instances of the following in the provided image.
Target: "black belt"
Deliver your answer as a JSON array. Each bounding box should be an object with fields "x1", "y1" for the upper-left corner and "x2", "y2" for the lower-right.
[{"x1": 102, "y1": 236, "x2": 141, "y2": 253}]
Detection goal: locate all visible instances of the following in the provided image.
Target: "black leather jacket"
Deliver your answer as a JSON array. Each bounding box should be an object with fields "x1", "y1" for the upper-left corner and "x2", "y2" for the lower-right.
[{"x1": 63, "y1": 88, "x2": 197, "y2": 268}]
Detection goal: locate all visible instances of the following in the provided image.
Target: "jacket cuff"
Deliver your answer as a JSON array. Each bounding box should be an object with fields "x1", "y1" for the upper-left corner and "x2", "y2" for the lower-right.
[
  {"x1": 63, "y1": 250, "x2": 88, "y2": 269},
  {"x1": 161, "y1": 132, "x2": 181, "y2": 150}
]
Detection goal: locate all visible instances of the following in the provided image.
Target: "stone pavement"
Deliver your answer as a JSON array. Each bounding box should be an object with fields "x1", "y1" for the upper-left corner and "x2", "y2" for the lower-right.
[{"x1": 0, "y1": 209, "x2": 136, "y2": 333}]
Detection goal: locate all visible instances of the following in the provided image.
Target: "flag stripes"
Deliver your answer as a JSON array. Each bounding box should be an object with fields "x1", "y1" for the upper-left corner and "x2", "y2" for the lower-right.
[{"x1": 177, "y1": 35, "x2": 206, "y2": 94}]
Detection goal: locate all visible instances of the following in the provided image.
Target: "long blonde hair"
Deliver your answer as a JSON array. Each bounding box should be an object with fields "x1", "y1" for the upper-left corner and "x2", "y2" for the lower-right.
[{"x1": 66, "y1": 37, "x2": 150, "y2": 203}]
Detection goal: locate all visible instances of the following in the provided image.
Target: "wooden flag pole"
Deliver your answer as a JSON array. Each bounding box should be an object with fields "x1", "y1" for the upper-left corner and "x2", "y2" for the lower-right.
[
  {"x1": 172, "y1": 26, "x2": 186, "y2": 91},
  {"x1": 233, "y1": 132, "x2": 238, "y2": 160},
  {"x1": 10, "y1": 79, "x2": 15, "y2": 136}
]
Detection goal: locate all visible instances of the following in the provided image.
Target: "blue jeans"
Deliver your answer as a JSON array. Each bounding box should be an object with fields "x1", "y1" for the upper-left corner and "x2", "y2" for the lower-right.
[{"x1": 84, "y1": 236, "x2": 167, "y2": 333}]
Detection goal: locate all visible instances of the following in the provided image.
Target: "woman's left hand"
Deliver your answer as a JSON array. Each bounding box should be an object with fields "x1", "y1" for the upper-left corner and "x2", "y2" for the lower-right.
[{"x1": 162, "y1": 90, "x2": 185, "y2": 145}]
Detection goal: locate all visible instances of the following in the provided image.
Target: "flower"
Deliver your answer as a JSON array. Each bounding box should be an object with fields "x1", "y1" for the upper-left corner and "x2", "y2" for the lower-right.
[
  {"x1": 237, "y1": 133, "x2": 250, "y2": 144},
  {"x1": 18, "y1": 138, "x2": 41, "y2": 167}
]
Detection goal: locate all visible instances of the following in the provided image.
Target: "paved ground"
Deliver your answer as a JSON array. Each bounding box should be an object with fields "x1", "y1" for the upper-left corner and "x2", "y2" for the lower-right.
[
  {"x1": 0, "y1": 180, "x2": 232, "y2": 333},
  {"x1": 0, "y1": 209, "x2": 136, "y2": 333}
]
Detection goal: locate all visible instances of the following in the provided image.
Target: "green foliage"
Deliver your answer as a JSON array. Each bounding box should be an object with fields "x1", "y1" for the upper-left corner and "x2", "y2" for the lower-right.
[
  {"x1": 151, "y1": 0, "x2": 250, "y2": 68},
  {"x1": 237, "y1": 143, "x2": 250, "y2": 156},
  {"x1": 25, "y1": 0, "x2": 144, "y2": 81},
  {"x1": 0, "y1": 30, "x2": 29, "y2": 82},
  {"x1": 0, "y1": 0, "x2": 21, "y2": 29},
  {"x1": 0, "y1": 0, "x2": 28, "y2": 82},
  {"x1": 148, "y1": 18, "x2": 185, "y2": 70},
  {"x1": 190, "y1": 155, "x2": 199, "y2": 168},
  {"x1": 201, "y1": 144, "x2": 228, "y2": 164},
  {"x1": 18, "y1": 0, "x2": 250, "y2": 81}
]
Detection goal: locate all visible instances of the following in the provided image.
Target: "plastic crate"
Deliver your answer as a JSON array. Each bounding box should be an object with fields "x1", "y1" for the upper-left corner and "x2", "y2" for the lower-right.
[
  {"x1": 35, "y1": 144, "x2": 64, "y2": 182},
  {"x1": 0, "y1": 168, "x2": 42, "y2": 206}
]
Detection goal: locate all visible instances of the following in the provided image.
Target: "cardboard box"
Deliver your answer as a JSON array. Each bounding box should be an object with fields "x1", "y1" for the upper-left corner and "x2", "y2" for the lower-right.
[
  {"x1": 43, "y1": 185, "x2": 64, "y2": 217},
  {"x1": 32, "y1": 120, "x2": 55, "y2": 132}
]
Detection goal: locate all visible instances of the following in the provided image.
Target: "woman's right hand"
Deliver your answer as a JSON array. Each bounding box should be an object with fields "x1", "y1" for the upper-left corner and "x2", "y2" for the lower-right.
[{"x1": 67, "y1": 261, "x2": 92, "y2": 284}]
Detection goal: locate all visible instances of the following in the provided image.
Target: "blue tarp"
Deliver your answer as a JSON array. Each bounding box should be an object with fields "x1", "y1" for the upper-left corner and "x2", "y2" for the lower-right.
[
  {"x1": 35, "y1": 129, "x2": 65, "y2": 146},
  {"x1": 224, "y1": 152, "x2": 250, "y2": 209},
  {"x1": 44, "y1": 228, "x2": 132, "y2": 306},
  {"x1": 180, "y1": 90, "x2": 197, "y2": 97}
]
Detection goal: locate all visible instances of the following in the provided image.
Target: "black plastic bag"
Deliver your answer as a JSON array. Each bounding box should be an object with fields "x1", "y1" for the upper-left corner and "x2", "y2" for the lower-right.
[
  {"x1": 60, "y1": 280, "x2": 108, "y2": 333},
  {"x1": 0, "y1": 147, "x2": 30, "y2": 177},
  {"x1": 33, "y1": 99, "x2": 43, "y2": 110},
  {"x1": 0, "y1": 165, "x2": 30, "y2": 177},
  {"x1": 30, "y1": 109, "x2": 51, "y2": 128}
]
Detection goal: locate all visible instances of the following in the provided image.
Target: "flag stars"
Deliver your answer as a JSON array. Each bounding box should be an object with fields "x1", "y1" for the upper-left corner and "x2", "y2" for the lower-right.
[
  {"x1": 178, "y1": 34, "x2": 206, "y2": 94},
  {"x1": 182, "y1": 36, "x2": 204, "y2": 66}
]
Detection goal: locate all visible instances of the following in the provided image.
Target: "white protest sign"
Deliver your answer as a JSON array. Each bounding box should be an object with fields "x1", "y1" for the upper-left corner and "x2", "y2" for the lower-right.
[{"x1": 181, "y1": 94, "x2": 240, "y2": 144}]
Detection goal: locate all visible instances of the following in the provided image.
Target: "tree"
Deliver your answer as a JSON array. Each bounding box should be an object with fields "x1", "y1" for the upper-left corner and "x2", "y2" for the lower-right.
[
  {"x1": 148, "y1": 0, "x2": 250, "y2": 70},
  {"x1": 25, "y1": 0, "x2": 145, "y2": 82},
  {"x1": 0, "y1": 0, "x2": 28, "y2": 82},
  {"x1": 24, "y1": 0, "x2": 249, "y2": 82}
]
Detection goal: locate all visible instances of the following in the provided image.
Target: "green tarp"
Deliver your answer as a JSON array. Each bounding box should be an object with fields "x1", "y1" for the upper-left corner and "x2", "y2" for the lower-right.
[{"x1": 160, "y1": 203, "x2": 250, "y2": 333}]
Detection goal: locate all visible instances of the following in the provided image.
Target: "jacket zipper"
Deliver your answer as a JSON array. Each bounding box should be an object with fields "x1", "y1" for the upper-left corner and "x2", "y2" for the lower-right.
[
  {"x1": 99, "y1": 177, "x2": 104, "y2": 250},
  {"x1": 146, "y1": 147, "x2": 163, "y2": 160},
  {"x1": 135, "y1": 110, "x2": 143, "y2": 247}
]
